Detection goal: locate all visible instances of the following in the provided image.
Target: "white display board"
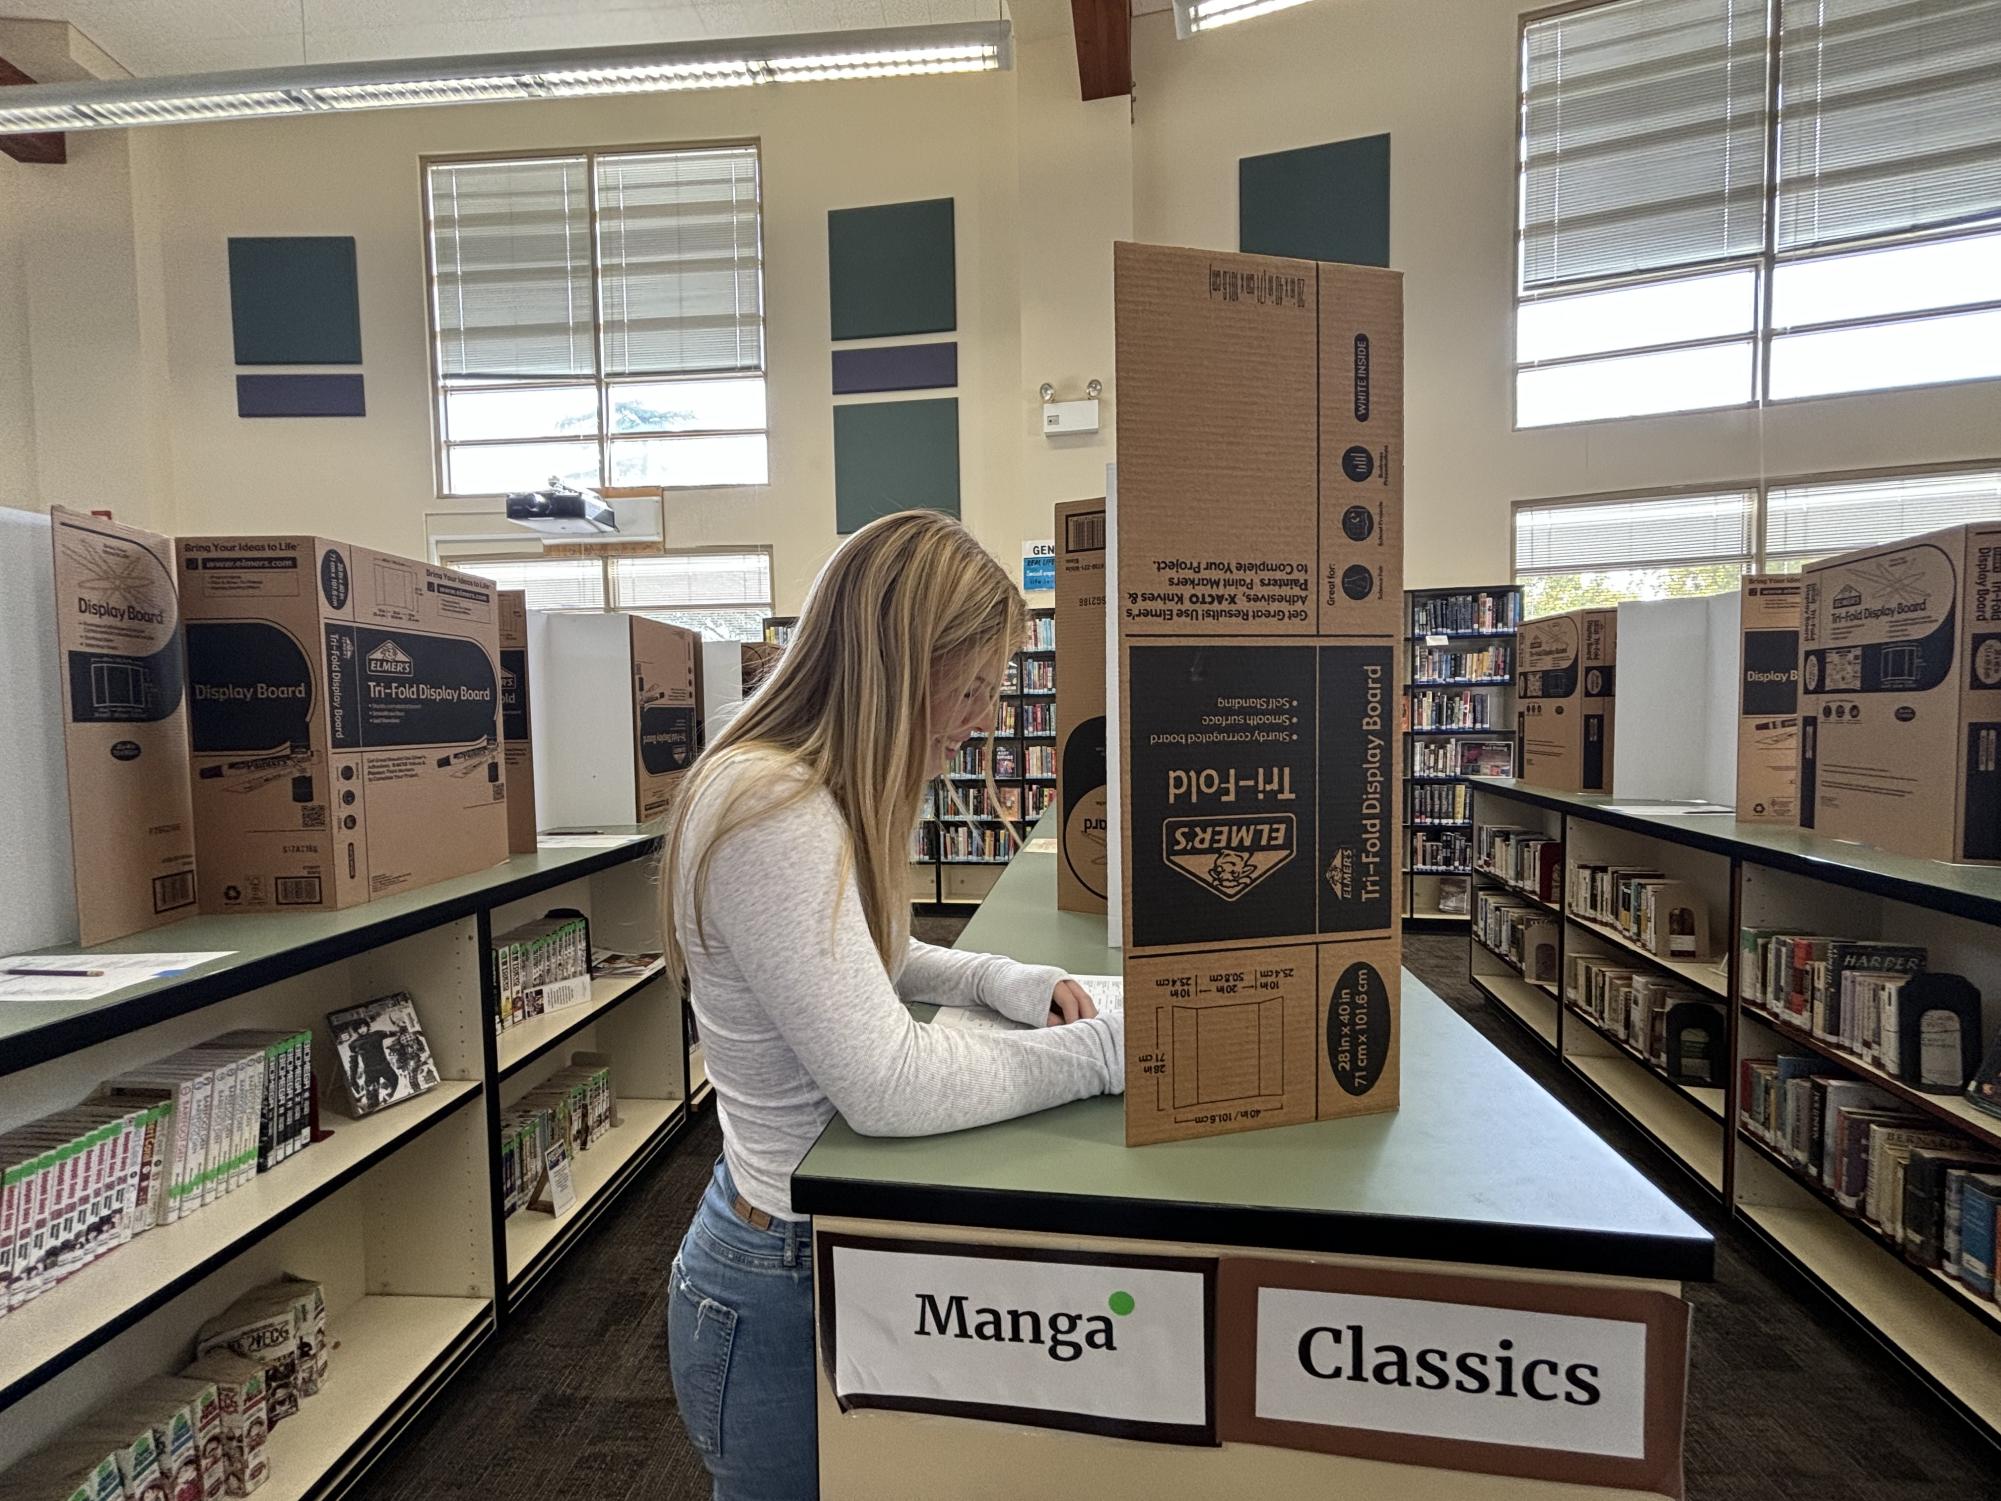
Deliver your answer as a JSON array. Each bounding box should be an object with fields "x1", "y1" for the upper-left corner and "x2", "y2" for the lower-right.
[
  {"x1": 1612, "y1": 592, "x2": 1741, "y2": 807},
  {"x1": 0, "y1": 508, "x2": 79, "y2": 951}
]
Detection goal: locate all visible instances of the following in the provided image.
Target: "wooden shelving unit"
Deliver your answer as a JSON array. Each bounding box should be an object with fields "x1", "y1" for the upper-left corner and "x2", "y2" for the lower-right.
[
  {"x1": 1402, "y1": 585, "x2": 1521, "y2": 927},
  {"x1": 0, "y1": 835, "x2": 701, "y2": 1493},
  {"x1": 1469, "y1": 777, "x2": 2001, "y2": 1444},
  {"x1": 912, "y1": 607, "x2": 1056, "y2": 908}
]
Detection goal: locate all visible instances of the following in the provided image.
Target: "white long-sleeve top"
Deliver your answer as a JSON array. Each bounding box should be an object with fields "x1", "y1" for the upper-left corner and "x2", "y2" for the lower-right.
[{"x1": 674, "y1": 751, "x2": 1126, "y2": 1220}]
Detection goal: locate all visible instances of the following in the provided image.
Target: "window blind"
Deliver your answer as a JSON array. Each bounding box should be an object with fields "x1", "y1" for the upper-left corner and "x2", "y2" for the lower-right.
[
  {"x1": 1776, "y1": 0, "x2": 2001, "y2": 252},
  {"x1": 1521, "y1": 0, "x2": 1769, "y2": 290},
  {"x1": 596, "y1": 147, "x2": 764, "y2": 378},
  {"x1": 1515, "y1": 490, "x2": 1758, "y2": 572},
  {"x1": 455, "y1": 557, "x2": 607, "y2": 611},
  {"x1": 613, "y1": 551, "x2": 773, "y2": 610},
  {"x1": 1764, "y1": 468, "x2": 2001, "y2": 559},
  {"x1": 429, "y1": 157, "x2": 597, "y2": 381}
]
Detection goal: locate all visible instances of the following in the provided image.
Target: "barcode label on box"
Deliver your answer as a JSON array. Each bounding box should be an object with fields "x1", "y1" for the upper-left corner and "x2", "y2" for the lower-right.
[
  {"x1": 153, "y1": 871, "x2": 196, "y2": 913},
  {"x1": 275, "y1": 876, "x2": 323, "y2": 906}
]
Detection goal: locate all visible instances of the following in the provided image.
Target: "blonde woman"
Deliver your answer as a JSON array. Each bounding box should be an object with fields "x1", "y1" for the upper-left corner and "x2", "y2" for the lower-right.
[{"x1": 663, "y1": 511, "x2": 1125, "y2": 1499}]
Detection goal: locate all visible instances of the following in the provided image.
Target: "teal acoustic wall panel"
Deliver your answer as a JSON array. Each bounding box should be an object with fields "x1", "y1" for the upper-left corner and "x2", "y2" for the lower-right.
[
  {"x1": 1239, "y1": 135, "x2": 1391, "y2": 267},
  {"x1": 827, "y1": 198, "x2": 956, "y2": 340},
  {"x1": 833, "y1": 398, "x2": 960, "y2": 533},
  {"x1": 228, "y1": 237, "x2": 363, "y2": 364}
]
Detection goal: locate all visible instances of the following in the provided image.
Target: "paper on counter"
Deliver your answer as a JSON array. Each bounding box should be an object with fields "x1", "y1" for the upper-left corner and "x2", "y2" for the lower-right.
[
  {"x1": 1602, "y1": 802, "x2": 1735, "y2": 817},
  {"x1": 538, "y1": 833, "x2": 644, "y2": 849},
  {"x1": 0, "y1": 952, "x2": 235, "y2": 1002},
  {"x1": 1023, "y1": 836, "x2": 1059, "y2": 855},
  {"x1": 927, "y1": 975, "x2": 1123, "y2": 1032}
]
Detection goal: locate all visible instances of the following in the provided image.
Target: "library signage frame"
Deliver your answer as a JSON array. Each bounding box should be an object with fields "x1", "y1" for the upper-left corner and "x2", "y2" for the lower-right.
[
  {"x1": 815, "y1": 1232, "x2": 1218, "y2": 1445},
  {"x1": 1216, "y1": 1258, "x2": 1691, "y2": 1496}
]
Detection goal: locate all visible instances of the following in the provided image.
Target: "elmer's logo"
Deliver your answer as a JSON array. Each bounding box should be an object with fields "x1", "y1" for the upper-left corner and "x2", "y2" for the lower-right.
[
  {"x1": 914, "y1": 1288, "x2": 1133, "y2": 1363},
  {"x1": 365, "y1": 639, "x2": 414, "y2": 676},
  {"x1": 1163, "y1": 815, "x2": 1294, "y2": 900},
  {"x1": 1834, "y1": 585, "x2": 1863, "y2": 611},
  {"x1": 1325, "y1": 847, "x2": 1355, "y2": 901}
]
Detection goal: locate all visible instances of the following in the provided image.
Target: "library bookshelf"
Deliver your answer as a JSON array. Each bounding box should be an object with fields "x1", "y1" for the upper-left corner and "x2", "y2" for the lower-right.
[
  {"x1": 0, "y1": 835, "x2": 701, "y2": 1494},
  {"x1": 1402, "y1": 585, "x2": 1521, "y2": 927},
  {"x1": 911, "y1": 607, "x2": 1056, "y2": 908},
  {"x1": 1468, "y1": 777, "x2": 2001, "y2": 1443}
]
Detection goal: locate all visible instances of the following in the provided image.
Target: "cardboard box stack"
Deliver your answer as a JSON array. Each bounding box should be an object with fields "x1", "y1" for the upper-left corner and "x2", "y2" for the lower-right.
[
  {"x1": 1112, "y1": 241, "x2": 1402, "y2": 1145},
  {"x1": 1800, "y1": 523, "x2": 2001, "y2": 862},
  {"x1": 178, "y1": 536, "x2": 508, "y2": 912},
  {"x1": 1737, "y1": 576, "x2": 1804, "y2": 823},
  {"x1": 1055, "y1": 497, "x2": 1109, "y2": 915},
  {"x1": 1518, "y1": 608, "x2": 1617, "y2": 792},
  {"x1": 528, "y1": 613, "x2": 703, "y2": 828}
]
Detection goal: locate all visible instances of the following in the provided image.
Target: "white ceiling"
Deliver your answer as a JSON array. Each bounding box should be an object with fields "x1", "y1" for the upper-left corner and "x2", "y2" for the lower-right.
[{"x1": 5, "y1": 0, "x2": 1005, "y2": 76}]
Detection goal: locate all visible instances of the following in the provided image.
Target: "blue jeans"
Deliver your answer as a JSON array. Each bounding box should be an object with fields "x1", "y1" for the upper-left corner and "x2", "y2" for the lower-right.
[{"x1": 668, "y1": 1158, "x2": 818, "y2": 1500}]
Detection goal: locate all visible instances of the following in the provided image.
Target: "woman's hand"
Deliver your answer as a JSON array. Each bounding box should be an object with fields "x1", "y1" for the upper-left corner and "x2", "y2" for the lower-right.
[{"x1": 1047, "y1": 979, "x2": 1099, "y2": 1027}]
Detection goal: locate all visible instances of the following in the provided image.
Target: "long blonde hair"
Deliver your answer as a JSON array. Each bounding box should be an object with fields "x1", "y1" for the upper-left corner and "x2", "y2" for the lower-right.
[{"x1": 664, "y1": 510, "x2": 1026, "y2": 977}]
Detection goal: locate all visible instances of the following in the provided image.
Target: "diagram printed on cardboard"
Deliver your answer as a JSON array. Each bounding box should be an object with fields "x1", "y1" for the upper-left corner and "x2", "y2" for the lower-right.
[{"x1": 1171, "y1": 998, "x2": 1285, "y2": 1107}]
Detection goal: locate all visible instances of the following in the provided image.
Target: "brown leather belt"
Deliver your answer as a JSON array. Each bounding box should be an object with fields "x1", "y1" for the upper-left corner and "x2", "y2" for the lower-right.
[{"x1": 731, "y1": 1192, "x2": 777, "y2": 1232}]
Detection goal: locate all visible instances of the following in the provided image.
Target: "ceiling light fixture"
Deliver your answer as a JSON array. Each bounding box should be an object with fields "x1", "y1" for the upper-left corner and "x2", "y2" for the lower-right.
[
  {"x1": 0, "y1": 21, "x2": 1010, "y2": 134},
  {"x1": 1171, "y1": 0, "x2": 1316, "y2": 37}
]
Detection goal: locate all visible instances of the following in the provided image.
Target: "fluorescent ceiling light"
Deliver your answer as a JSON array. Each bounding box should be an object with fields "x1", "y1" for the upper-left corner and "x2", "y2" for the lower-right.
[
  {"x1": 0, "y1": 22, "x2": 1009, "y2": 133},
  {"x1": 1172, "y1": 0, "x2": 1316, "y2": 37}
]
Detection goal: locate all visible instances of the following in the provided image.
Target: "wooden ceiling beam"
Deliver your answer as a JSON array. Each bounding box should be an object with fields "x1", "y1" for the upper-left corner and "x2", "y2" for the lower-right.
[
  {"x1": 0, "y1": 56, "x2": 66, "y2": 165},
  {"x1": 1070, "y1": 0, "x2": 1133, "y2": 100}
]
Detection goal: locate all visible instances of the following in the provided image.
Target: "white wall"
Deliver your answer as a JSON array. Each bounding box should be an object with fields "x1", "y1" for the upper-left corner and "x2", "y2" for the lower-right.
[
  {"x1": 5, "y1": 0, "x2": 2000, "y2": 592},
  {"x1": 1129, "y1": 0, "x2": 2001, "y2": 588}
]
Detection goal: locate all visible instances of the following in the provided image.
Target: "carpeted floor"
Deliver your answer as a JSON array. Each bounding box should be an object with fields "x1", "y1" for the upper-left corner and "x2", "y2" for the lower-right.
[{"x1": 351, "y1": 925, "x2": 2001, "y2": 1501}]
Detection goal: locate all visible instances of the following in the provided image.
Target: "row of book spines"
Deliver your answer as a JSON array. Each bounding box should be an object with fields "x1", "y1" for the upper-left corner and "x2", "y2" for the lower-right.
[
  {"x1": 1411, "y1": 592, "x2": 1520, "y2": 634},
  {"x1": 1473, "y1": 891, "x2": 1557, "y2": 979},
  {"x1": 1013, "y1": 659, "x2": 1055, "y2": 692},
  {"x1": 1565, "y1": 955, "x2": 1725, "y2": 1072},
  {"x1": 1413, "y1": 830, "x2": 1472, "y2": 869},
  {"x1": 1406, "y1": 689, "x2": 1500, "y2": 728},
  {"x1": 1739, "y1": 1071, "x2": 2001, "y2": 1288},
  {"x1": 1411, "y1": 741, "x2": 1514, "y2": 777},
  {"x1": 491, "y1": 916, "x2": 591, "y2": 1029},
  {"x1": 1740, "y1": 930, "x2": 1926, "y2": 1038},
  {"x1": 939, "y1": 825, "x2": 1016, "y2": 861},
  {"x1": 0, "y1": 1032, "x2": 312, "y2": 1313},
  {"x1": 1024, "y1": 618, "x2": 1055, "y2": 650},
  {"x1": 1475, "y1": 829, "x2": 1560, "y2": 898},
  {"x1": 1411, "y1": 784, "x2": 1471, "y2": 821},
  {"x1": 1412, "y1": 646, "x2": 1512, "y2": 681}
]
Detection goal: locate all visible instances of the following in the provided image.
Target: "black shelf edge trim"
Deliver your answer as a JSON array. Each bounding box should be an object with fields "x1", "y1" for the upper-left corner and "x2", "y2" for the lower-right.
[{"x1": 0, "y1": 1080, "x2": 485, "y2": 1411}]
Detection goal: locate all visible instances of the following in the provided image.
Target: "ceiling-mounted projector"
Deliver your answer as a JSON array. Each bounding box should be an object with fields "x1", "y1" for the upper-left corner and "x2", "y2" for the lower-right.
[{"x1": 505, "y1": 481, "x2": 618, "y2": 536}]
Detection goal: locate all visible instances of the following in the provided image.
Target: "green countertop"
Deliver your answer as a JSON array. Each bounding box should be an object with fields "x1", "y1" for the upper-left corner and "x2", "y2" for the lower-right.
[
  {"x1": 794, "y1": 818, "x2": 1713, "y2": 1280},
  {"x1": 1, "y1": 832, "x2": 656, "y2": 1076}
]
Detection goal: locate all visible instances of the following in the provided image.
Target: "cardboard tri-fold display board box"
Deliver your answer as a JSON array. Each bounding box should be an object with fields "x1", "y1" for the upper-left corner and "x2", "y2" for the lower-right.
[
  {"x1": 529, "y1": 612, "x2": 703, "y2": 828},
  {"x1": 1113, "y1": 240, "x2": 1402, "y2": 1146},
  {"x1": 1055, "y1": 497, "x2": 1109, "y2": 914},
  {"x1": 178, "y1": 535, "x2": 508, "y2": 913},
  {"x1": 1518, "y1": 608, "x2": 1617, "y2": 793},
  {"x1": 498, "y1": 590, "x2": 538, "y2": 855},
  {"x1": 1801, "y1": 522, "x2": 2001, "y2": 862},
  {"x1": 1738, "y1": 575, "x2": 1803, "y2": 823}
]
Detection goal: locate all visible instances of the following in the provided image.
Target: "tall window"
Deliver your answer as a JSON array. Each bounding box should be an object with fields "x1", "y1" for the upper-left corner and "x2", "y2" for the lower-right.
[
  {"x1": 453, "y1": 548, "x2": 774, "y2": 642},
  {"x1": 425, "y1": 144, "x2": 767, "y2": 496},
  {"x1": 1514, "y1": 464, "x2": 2001, "y2": 612},
  {"x1": 1517, "y1": 0, "x2": 2001, "y2": 427}
]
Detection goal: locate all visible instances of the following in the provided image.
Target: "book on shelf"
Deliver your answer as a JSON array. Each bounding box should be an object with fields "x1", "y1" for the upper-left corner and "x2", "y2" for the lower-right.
[
  {"x1": 1407, "y1": 687, "x2": 1501, "y2": 731},
  {"x1": 491, "y1": 914, "x2": 592, "y2": 1032},
  {"x1": 1475, "y1": 826, "x2": 1560, "y2": 901},
  {"x1": 1473, "y1": 889, "x2": 1557, "y2": 981},
  {"x1": 196, "y1": 1276, "x2": 329, "y2": 1431},
  {"x1": 327, "y1": 992, "x2": 440, "y2": 1117},
  {"x1": 1903, "y1": 1147, "x2": 2001, "y2": 1268},
  {"x1": 1957, "y1": 1174, "x2": 2001, "y2": 1298}
]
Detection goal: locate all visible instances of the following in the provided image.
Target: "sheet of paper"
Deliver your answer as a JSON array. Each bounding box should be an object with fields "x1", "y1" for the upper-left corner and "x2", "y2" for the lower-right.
[
  {"x1": 1602, "y1": 803, "x2": 1735, "y2": 817},
  {"x1": 1024, "y1": 836, "x2": 1059, "y2": 855},
  {"x1": 1072, "y1": 973, "x2": 1125, "y2": 1009},
  {"x1": 538, "y1": 833, "x2": 642, "y2": 849},
  {"x1": 0, "y1": 952, "x2": 236, "y2": 1003}
]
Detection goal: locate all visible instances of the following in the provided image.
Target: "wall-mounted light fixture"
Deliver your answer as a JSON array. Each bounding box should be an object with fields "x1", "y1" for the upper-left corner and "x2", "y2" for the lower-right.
[{"x1": 1040, "y1": 379, "x2": 1102, "y2": 437}]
